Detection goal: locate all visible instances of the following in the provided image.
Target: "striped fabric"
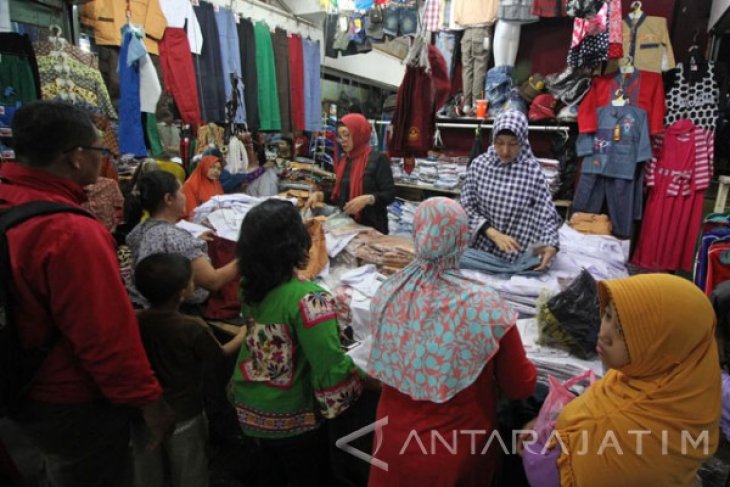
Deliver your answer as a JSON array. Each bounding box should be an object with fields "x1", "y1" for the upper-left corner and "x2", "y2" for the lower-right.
[
  {"x1": 645, "y1": 121, "x2": 713, "y2": 196},
  {"x1": 421, "y1": 0, "x2": 442, "y2": 32}
]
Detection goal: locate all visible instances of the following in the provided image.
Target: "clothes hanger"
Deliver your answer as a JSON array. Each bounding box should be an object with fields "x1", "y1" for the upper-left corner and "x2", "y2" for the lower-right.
[
  {"x1": 612, "y1": 89, "x2": 627, "y2": 107},
  {"x1": 629, "y1": 1, "x2": 643, "y2": 20},
  {"x1": 620, "y1": 55, "x2": 635, "y2": 74}
]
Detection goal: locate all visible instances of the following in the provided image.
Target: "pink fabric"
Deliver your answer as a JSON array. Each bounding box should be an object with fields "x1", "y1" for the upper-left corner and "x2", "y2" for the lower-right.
[
  {"x1": 632, "y1": 120, "x2": 711, "y2": 272},
  {"x1": 571, "y1": 2, "x2": 608, "y2": 48},
  {"x1": 607, "y1": 0, "x2": 622, "y2": 44}
]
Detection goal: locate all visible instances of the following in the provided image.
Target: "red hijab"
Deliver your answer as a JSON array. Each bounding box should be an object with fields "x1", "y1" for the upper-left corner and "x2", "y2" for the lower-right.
[
  {"x1": 331, "y1": 113, "x2": 372, "y2": 205},
  {"x1": 182, "y1": 156, "x2": 224, "y2": 218}
]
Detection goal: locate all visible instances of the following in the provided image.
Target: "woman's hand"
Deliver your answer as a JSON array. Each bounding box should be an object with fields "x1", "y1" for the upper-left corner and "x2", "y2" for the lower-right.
[
  {"x1": 199, "y1": 230, "x2": 216, "y2": 242},
  {"x1": 533, "y1": 246, "x2": 558, "y2": 271},
  {"x1": 516, "y1": 418, "x2": 538, "y2": 457},
  {"x1": 344, "y1": 195, "x2": 374, "y2": 215},
  {"x1": 486, "y1": 227, "x2": 522, "y2": 253},
  {"x1": 304, "y1": 191, "x2": 323, "y2": 209}
]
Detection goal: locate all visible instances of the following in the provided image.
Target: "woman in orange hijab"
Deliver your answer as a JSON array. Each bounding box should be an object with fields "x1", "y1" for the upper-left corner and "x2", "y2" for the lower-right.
[
  {"x1": 523, "y1": 274, "x2": 721, "y2": 486},
  {"x1": 182, "y1": 155, "x2": 224, "y2": 219}
]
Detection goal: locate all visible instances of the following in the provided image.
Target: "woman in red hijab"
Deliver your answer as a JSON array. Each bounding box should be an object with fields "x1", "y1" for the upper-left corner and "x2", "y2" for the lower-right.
[
  {"x1": 182, "y1": 155, "x2": 224, "y2": 219},
  {"x1": 307, "y1": 113, "x2": 395, "y2": 234}
]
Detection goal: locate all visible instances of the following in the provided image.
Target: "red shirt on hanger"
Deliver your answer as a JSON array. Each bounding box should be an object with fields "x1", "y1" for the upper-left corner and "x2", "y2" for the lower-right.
[{"x1": 578, "y1": 70, "x2": 665, "y2": 135}]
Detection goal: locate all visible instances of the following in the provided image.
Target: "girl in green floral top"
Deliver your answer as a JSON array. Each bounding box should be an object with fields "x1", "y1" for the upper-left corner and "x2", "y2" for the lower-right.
[{"x1": 233, "y1": 199, "x2": 364, "y2": 485}]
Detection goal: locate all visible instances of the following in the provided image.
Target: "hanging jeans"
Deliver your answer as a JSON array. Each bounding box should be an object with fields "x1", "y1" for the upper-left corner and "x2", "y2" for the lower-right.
[
  {"x1": 572, "y1": 170, "x2": 643, "y2": 239},
  {"x1": 303, "y1": 39, "x2": 322, "y2": 132},
  {"x1": 460, "y1": 247, "x2": 543, "y2": 276},
  {"x1": 485, "y1": 64, "x2": 513, "y2": 116},
  {"x1": 193, "y1": 2, "x2": 226, "y2": 123},
  {"x1": 435, "y1": 31, "x2": 456, "y2": 80},
  {"x1": 214, "y1": 7, "x2": 245, "y2": 123},
  {"x1": 159, "y1": 28, "x2": 202, "y2": 127},
  {"x1": 119, "y1": 26, "x2": 148, "y2": 156}
]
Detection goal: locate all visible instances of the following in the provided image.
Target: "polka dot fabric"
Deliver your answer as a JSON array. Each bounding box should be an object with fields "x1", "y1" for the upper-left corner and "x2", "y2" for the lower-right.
[
  {"x1": 366, "y1": 198, "x2": 516, "y2": 403},
  {"x1": 568, "y1": 31, "x2": 609, "y2": 68},
  {"x1": 665, "y1": 62, "x2": 719, "y2": 133}
]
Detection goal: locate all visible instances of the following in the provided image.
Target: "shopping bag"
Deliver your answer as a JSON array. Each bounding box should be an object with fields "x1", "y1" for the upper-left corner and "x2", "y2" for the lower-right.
[{"x1": 533, "y1": 369, "x2": 596, "y2": 443}]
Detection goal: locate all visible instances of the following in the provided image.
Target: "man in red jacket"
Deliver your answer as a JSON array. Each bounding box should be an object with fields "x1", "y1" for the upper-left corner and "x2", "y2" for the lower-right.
[{"x1": 0, "y1": 101, "x2": 173, "y2": 487}]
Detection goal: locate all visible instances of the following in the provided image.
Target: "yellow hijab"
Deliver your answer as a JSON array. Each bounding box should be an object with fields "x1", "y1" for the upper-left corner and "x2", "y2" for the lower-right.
[{"x1": 554, "y1": 274, "x2": 721, "y2": 487}]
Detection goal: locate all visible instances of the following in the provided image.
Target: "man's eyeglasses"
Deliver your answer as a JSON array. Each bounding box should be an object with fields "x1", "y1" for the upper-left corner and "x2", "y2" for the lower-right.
[{"x1": 64, "y1": 146, "x2": 113, "y2": 158}]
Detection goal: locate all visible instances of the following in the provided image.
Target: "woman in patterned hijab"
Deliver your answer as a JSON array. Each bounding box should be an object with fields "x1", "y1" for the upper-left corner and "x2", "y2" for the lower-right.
[
  {"x1": 367, "y1": 197, "x2": 536, "y2": 486},
  {"x1": 461, "y1": 110, "x2": 561, "y2": 270}
]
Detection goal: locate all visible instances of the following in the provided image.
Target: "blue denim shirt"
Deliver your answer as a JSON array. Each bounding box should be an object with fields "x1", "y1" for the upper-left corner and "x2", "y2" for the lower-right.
[{"x1": 576, "y1": 105, "x2": 652, "y2": 180}]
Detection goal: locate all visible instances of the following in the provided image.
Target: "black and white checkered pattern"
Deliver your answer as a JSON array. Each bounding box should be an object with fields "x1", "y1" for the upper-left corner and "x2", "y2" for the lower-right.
[{"x1": 461, "y1": 111, "x2": 561, "y2": 262}]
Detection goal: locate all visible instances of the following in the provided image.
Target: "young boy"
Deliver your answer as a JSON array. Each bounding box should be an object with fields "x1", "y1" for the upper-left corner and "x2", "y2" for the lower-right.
[{"x1": 132, "y1": 252, "x2": 246, "y2": 487}]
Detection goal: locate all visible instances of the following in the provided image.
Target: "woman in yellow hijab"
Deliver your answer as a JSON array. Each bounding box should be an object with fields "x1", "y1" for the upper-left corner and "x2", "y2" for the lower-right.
[{"x1": 548, "y1": 274, "x2": 721, "y2": 486}]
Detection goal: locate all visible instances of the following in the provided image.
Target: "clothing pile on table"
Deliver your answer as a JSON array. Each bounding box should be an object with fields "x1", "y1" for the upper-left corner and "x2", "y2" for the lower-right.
[
  {"x1": 345, "y1": 229, "x2": 415, "y2": 274},
  {"x1": 387, "y1": 198, "x2": 418, "y2": 236},
  {"x1": 462, "y1": 224, "x2": 629, "y2": 316},
  {"x1": 189, "y1": 193, "x2": 268, "y2": 241}
]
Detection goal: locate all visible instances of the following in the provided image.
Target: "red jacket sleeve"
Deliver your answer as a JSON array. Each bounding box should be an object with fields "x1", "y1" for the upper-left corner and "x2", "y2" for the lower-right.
[
  {"x1": 577, "y1": 80, "x2": 599, "y2": 134},
  {"x1": 649, "y1": 72, "x2": 666, "y2": 135},
  {"x1": 493, "y1": 326, "x2": 537, "y2": 400},
  {"x1": 46, "y1": 219, "x2": 162, "y2": 407}
]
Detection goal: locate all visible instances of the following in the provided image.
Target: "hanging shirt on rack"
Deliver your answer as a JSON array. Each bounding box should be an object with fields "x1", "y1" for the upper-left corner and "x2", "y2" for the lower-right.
[
  {"x1": 622, "y1": 14, "x2": 675, "y2": 74},
  {"x1": 34, "y1": 37, "x2": 99, "y2": 69},
  {"x1": 632, "y1": 120, "x2": 712, "y2": 272},
  {"x1": 454, "y1": 0, "x2": 498, "y2": 26},
  {"x1": 665, "y1": 61, "x2": 720, "y2": 134},
  {"x1": 80, "y1": 0, "x2": 167, "y2": 56},
  {"x1": 573, "y1": 105, "x2": 651, "y2": 238},
  {"x1": 578, "y1": 70, "x2": 665, "y2": 135},
  {"x1": 119, "y1": 25, "x2": 149, "y2": 157},
  {"x1": 36, "y1": 53, "x2": 118, "y2": 120},
  {"x1": 576, "y1": 105, "x2": 652, "y2": 180},
  {"x1": 159, "y1": 0, "x2": 204, "y2": 55}
]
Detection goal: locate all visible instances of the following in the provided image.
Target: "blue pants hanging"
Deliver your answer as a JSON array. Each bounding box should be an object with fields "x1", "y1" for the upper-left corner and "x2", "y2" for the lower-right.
[
  {"x1": 302, "y1": 39, "x2": 322, "y2": 132},
  {"x1": 214, "y1": 7, "x2": 246, "y2": 124},
  {"x1": 118, "y1": 26, "x2": 148, "y2": 157}
]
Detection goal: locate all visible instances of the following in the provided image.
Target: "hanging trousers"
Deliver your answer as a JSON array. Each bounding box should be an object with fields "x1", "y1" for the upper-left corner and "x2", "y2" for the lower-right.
[
  {"x1": 214, "y1": 7, "x2": 246, "y2": 123},
  {"x1": 237, "y1": 18, "x2": 260, "y2": 131},
  {"x1": 288, "y1": 34, "x2": 306, "y2": 131},
  {"x1": 302, "y1": 39, "x2": 322, "y2": 132},
  {"x1": 193, "y1": 2, "x2": 226, "y2": 123},
  {"x1": 460, "y1": 26, "x2": 490, "y2": 108},
  {"x1": 254, "y1": 21, "x2": 281, "y2": 131},
  {"x1": 273, "y1": 28, "x2": 292, "y2": 133},
  {"x1": 159, "y1": 28, "x2": 202, "y2": 127}
]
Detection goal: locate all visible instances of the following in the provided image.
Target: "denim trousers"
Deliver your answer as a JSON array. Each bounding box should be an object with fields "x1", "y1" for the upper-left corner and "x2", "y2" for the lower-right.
[
  {"x1": 460, "y1": 247, "x2": 542, "y2": 276},
  {"x1": 485, "y1": 65, "x2": 514, "y2": 114}
]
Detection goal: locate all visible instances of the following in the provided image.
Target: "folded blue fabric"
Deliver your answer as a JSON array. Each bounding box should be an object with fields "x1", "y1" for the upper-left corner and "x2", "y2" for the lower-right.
[{"x1": 459, "y1": 247, "x2": 543, "y2": 277}]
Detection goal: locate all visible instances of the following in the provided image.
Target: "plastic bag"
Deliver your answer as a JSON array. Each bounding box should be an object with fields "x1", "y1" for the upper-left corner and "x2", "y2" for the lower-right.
[
  {"x1": 536, "y1": 290, "x2": 583, "y2": 355},
  {"x1": 533, "y1": 369, "x2": 596, "y2": 444},
  {"x1": 547, "y1": 269, "x2": 600, "y2": 359}
]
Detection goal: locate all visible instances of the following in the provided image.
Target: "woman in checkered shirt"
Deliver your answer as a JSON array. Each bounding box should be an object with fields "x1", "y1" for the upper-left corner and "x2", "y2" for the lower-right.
[{"x1": 461, "y1": 110, "x2": 561, "y2": 271}]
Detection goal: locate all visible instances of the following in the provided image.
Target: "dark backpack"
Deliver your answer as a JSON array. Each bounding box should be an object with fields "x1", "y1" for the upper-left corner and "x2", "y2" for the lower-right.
[{"x1": 0, "y1": 201, "x2": 93, "y2": 415}]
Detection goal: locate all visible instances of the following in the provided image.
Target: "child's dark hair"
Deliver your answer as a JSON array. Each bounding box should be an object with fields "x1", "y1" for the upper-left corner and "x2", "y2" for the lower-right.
[
  {"x1": 135, "y1": 253, "x2": 192, "y2": 306},
  {"x1": 125, "y1": 170, "x2": 180, "y2": 228}
]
